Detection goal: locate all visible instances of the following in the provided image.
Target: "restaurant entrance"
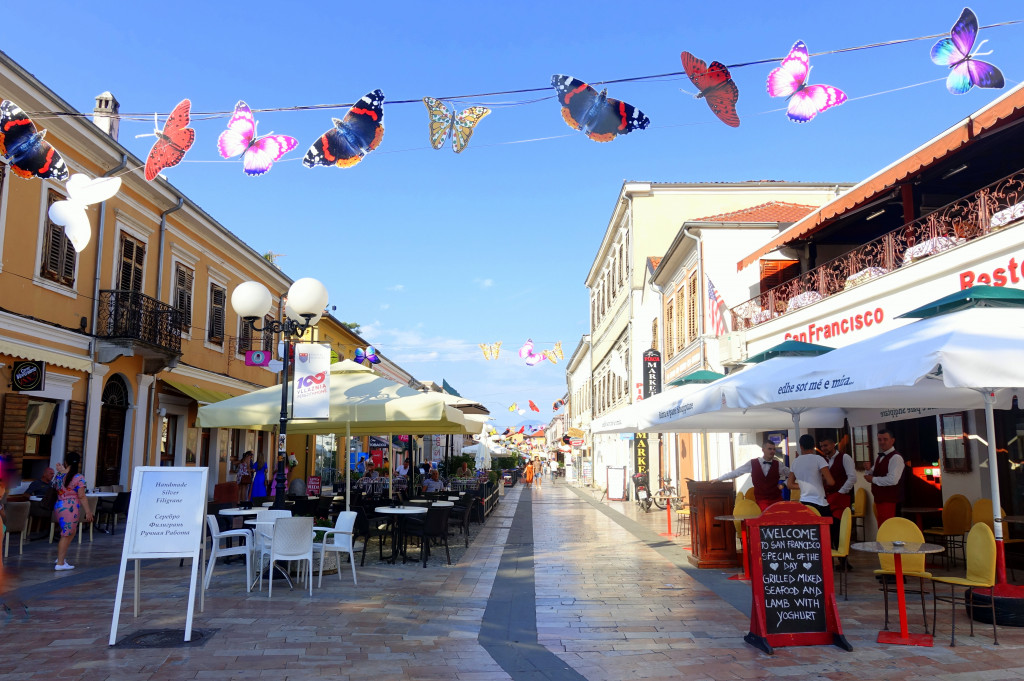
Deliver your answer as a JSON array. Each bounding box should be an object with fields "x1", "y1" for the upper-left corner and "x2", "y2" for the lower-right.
[{"x1": 97, "y1": 375, "x2": 129, "y2": 486}]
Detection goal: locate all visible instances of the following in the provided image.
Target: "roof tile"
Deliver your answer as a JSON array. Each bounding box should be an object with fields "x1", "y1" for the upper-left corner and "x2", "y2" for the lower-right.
[{"x1": 693, "y1": 201, "x2": 818, "y2": 223}]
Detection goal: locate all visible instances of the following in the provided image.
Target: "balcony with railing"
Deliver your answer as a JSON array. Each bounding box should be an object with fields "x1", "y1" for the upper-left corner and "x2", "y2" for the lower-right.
[
  {"x1": 95, "y1": 290, "x2": 182, "y2": 372},
  {"x1": 730, "y1": 168, "x2": 1024, "y2": 331}
]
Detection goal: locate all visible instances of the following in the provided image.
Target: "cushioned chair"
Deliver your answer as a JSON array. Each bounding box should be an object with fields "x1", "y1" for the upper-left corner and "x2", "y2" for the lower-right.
[
  {"x1": 874, "y1": 517, "x2": 932, "y2": 633},
  {"x1": 98, "y1": 492, "x2": 131, "y2": 534},
  {"x1": 931, "y1": 522, "x2": 997, "y2": 646},
  {"x1": 265, "y1": 516, "x2": 314, "y2": 597},
  {"x1": 923, "y1": 494, "x2": 972, "y2": 568},
  {"x1": 831, "y1": 508, "x2": 852, "y2": 600},
  {"x1": 314, "y1": 511, "x2": 358, "y2": 587},
  {"x1": 3, "y1": 501, "x2": 30, "y2": 557},
  {"x1": 204, "y1": 514, "x2": 253, "y2": 592},
  {"x1": 850, "y1": 487, "x2": 868, "y2": 542}
]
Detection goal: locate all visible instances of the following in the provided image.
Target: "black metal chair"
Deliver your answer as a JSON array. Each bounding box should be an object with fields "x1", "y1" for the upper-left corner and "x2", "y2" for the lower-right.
[
  {"x1": 448, "y1": 501, "x2": 473, "y2": 547},
  {"x1": 100, "y1": 492, "x2": 131, "y2": 534},
  {"x1": 353, "y1": 507, "x2": 389, "y2": 566},
  {"x1": 403, "y1": 505, "x2": 452, "y2": 567}
]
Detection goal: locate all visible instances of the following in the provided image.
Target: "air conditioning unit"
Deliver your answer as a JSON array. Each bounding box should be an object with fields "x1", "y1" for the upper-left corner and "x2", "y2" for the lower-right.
[{"x1": 718, "y1": 331, "x2": 747, "y2": 366}]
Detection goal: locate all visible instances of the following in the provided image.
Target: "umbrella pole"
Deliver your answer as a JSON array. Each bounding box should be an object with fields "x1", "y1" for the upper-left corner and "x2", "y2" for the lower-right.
[
  {"x1": 984, "y1": 392, "x2": 1008, "y2": 584},
  {"x1": 388, "y1": 432, "x2": 393, "y2": 502},
  {"x1": 345, "y1": 422, "x2": 350, "y2": 513}
]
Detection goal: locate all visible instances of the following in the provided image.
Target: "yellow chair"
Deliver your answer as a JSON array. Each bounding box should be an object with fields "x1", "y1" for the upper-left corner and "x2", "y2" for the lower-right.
[
  {"x1": 732, "y1": 498, "x2": 761, "y2": 578},
  {"x1": 972, "y1": 499, "x2": 1022, "y2": 579},
  {"x1": 789, "y1": 487, "x2": 801, "y2": 502},
  {"x1": 923, "y1": 494, "x2": 971, "y2": 567},
  {"x1": 874, "y1": 517, "x2": 932, "y2": 633},
  {"x1": 744, "y1": 488, "x2": 756, "y2": 501},
  {"x1": 931, "y1": 522, "x2": 997, "y2": 646},
  {"x1": 831, "y1": 508, "x2": 852, "y2": 600},
  {"x1": 850, "y1": 487, "x2": 868, "y2": 542}
]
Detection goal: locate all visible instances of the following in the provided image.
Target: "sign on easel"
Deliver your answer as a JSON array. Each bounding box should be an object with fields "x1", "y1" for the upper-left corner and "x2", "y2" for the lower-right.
[
  {"x1": 743, "y1": 502, "x2": 851, "y2": 655},
  {"x1": 109, "y1": 466, "x2": 208, "y2": 645}
]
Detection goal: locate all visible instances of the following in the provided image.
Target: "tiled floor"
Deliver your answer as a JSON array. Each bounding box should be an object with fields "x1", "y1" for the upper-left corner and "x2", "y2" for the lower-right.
[{"x1": 1, "y1": 483, "x2": 1023, "y2": 680}]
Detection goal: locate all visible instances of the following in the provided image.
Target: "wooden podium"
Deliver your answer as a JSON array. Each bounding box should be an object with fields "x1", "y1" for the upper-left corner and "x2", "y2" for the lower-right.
[{"x1": 687, "y1": 480, "x2": 740, "y2": 569}]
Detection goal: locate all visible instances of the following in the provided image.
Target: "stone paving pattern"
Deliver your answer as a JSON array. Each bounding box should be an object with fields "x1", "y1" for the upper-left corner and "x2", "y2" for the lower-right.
[{"x1": 0, "y1": 481, "x2": 1022, "y2": 680}]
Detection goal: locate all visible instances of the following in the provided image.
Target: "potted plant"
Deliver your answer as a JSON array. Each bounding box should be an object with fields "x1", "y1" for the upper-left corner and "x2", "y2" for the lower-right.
[{"x1": 312, "y1": 516, "x2": 333, "y2": 543}]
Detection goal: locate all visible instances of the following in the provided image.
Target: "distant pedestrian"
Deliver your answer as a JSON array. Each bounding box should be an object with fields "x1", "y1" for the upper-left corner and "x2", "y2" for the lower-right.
[
  {"x1": 549, "y1": 459, "x2": 558, "y2": 482},
  {"x1": 53, "y1": 452, "x2": 92, "y2": 571}
]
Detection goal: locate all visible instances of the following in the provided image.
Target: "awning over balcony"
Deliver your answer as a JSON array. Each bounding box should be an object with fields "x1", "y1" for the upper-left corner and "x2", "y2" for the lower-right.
[
  {"x1": 163, "y1": 379, "x2": 239, "y2": 404},
  {"x1": 0, "y1": 339, "x2": 92, "y2": 373}
]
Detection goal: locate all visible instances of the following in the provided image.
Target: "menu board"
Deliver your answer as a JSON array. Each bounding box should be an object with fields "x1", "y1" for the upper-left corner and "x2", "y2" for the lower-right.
[
  {"x1": 759, "y1": 524, "x2": 826, "y2": 634},
  {"x1": 128, "y1": 468, "x2": 208, "y2": 556}
]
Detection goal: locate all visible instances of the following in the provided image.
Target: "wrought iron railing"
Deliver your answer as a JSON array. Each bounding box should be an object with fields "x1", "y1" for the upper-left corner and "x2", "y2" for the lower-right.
[
  {"x1": 97, "y1": 290, "x2": 183, "y2": 354},
  {"x1": 731, "y1": 168, "x2": 1024, "y2": 331}
]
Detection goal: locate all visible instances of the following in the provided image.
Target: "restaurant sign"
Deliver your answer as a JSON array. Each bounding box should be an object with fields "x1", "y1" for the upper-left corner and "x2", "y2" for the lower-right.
[
  {"x1": 642, "y1": 349, "x2": 662, "y2": 399},
  {"x1": 12, "y1": 361, "x2": 45, "y2": 392}
]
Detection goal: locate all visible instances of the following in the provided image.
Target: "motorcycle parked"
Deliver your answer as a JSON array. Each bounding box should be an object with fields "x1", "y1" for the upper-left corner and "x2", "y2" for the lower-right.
[{"x1": 632, "y1": 472, "x2": 653, "y2": 512}]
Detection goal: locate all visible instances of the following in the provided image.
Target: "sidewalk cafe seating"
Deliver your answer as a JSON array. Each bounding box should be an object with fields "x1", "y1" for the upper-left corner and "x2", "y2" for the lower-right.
[
  {"x1": 832, "y1": 508, "x2": 852, "y2": 600},
  {"x1": 972, "y1": 498, "x2": 1022, "y2": 580},
  {"x1": 264, "y1": 517, "x2": 314, "y2": 598},
  {"x1": 448, "y1": 500, "x2": 473, "y2": 547},
  {"x1": 3, "y1": 501, "x2": 29, "y2": 557},
  {"x1": 850, "y1": 488, "x2": 868, "y2": 542},
  {"x1": 403, "y1": 505, "x2": 452, "y2": 567},
  {"x1": 97, "y1": 492, "x2": 131, "y2": 534},
  {"x1": 875, "y1": 518, "x2": 931, "y2": 634},
  {"x1": 353, "y1": 507, "x2": 389, "y2": 566},
  {"x1": 930, "y1": 522, "x2": 998, "y2": 646},
  {"x1": 313, "y1": 511, "x2": 358, "y2": 587},
  {"x1": 204, "y1": 514, "x2": 253, "y2": 592},
  {"x1": 923, "y1": 494, "x2": 971, "y2": 568},
  {"x1": 79, "y1": 495, "x2": 99, "y2": 543}
]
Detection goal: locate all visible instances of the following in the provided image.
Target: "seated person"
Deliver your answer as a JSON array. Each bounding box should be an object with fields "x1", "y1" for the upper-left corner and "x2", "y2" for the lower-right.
[
  {"x1": 26, "y1": 468, "x2": 55, "y2": 496},
  {"x1": 456, "y1": 462, "x2": 473, "y2": 478},
  {"x1": 422, "y1": 470, "x2": 444, "y2": 493}
]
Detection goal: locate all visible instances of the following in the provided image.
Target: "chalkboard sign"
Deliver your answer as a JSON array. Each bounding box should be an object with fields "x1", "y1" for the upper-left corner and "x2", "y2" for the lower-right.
[
  {"x1": 759, "y1": 524, "x2": 826, "y2": 634},
  {"x1": 744, "y1": 502, "x2": 851, "y2": 655}
]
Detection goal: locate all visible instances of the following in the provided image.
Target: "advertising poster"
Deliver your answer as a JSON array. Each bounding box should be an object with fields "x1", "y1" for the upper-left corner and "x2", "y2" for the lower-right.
[{"x1": 293, "y1": 342, "x2": 331, "y2": 419}]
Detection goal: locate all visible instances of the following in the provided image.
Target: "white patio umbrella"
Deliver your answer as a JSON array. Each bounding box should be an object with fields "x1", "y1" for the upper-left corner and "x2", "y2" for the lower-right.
[{"x1": 731, "y1": 301, "x2": 1024, "y2": 584}]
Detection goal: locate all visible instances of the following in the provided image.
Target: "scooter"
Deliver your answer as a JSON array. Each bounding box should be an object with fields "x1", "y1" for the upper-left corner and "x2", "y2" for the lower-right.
[{"x1": 632, "y1": 472, "x2": 653, "y2": 512}]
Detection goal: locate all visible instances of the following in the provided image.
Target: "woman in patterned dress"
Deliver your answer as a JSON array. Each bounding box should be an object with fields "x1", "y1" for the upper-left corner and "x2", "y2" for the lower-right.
[{"x1": 54, "y1": 451, "x2": 92, "y2": 571}]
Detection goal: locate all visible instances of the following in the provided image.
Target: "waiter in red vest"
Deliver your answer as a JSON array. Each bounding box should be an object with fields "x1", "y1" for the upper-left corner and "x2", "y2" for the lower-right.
[
  {"x1": 716, "y1": 439, "x2": 789, "y2": 511},
  {"x1": 864, "y1": 428, "x2": 903, "y2": 529},
  {"x1": 821, "y1": 437, "x2": 856, "y2": 565}
]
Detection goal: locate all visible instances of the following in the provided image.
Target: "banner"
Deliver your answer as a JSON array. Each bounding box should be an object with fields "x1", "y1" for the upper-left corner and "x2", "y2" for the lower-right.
[
  {"x1": 642, "y1": 349, "x2": 662, "y2": 399},
  {"x1": 292, "y1": 342, "x2": 331, "y2": 419}
]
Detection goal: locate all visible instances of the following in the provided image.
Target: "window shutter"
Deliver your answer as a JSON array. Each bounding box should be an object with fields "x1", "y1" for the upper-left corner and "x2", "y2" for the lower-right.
[
  {"x1": 665, "y1": 301, "x2": 674, "y2": 358},
  {"x1": 208, "y1": 284, "x2": 225, "y2": 343},
  {"x1": 175, "y1": 264, "x2": 193, "y2": 332},
  {"x1": 675, "y1": 290, "x2": 685, "y2": 353},
  {"x1": 2, "y1": 393, "x2": 28, "y2": 470},
  {"x1": 59, "y1": 231, "x2": 76, "y2": 286},
  {"x1": 759, "y1": 259, "x2": 800, "y2": 295},
  {"x1": 118, "y1": 235, "x2": 145, "y2": 292},
  {"x1": 132, "y1": 240, "x2": 145, "y2": 291},
  {"x1": 66, "y1": 400, "x2": 87, "y2": 454},
  {"x1": 687, "y1": 272, "x2": 699, "y2": 344},
  {"x1": 238, "y1": 316, "x2": 252, "y2": 352}
]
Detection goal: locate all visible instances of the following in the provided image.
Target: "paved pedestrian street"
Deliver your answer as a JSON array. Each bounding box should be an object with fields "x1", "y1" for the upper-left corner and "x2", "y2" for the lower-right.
[{"x1": 2, "y1": 483, "x2": 1024, "y2": 681}]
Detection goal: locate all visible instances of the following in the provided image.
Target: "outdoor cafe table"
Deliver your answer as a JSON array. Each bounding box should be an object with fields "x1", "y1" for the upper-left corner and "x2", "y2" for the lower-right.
[
  {"x1": 375, "y1": 506, "x2": 427, "y2": 564},
  {"x1": 851, "y1": 540, "x2": 944, "y2": 646},
  {"x1": 901, "y1": 506, "x2": 942, "y2": 530},
  {"x1": 656, "y1": 496, "x2": 685, "y2": 537},
  {"x1": 715, "y1": 512, "x2": 761, "y2": 581}
]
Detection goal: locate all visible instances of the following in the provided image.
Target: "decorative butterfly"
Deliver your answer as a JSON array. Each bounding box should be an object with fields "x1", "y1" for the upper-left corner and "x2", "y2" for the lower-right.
[
  {"x1": 0, "y1": 100, "x2": 70, "y2": 180},
  {"x1": 508, "y1": 402, "x2": 518, "y2": 412},
  {"x1": 680, "y1": 52, "x2": 740, "y2": 128},
  {"x1": 766, "y1": 41, "x2": 847, "y2": 123},
  {"x1": 47, "y1": 174, "x2": 122, "y2": 252},
  {"x1": 303, "y1": 90, "x2": 385, "y2": 169},
  {"x1": 550, "y1": 341, "x2": 564, "y2": 360},
  {"x1": 528, "y1": 401, "x2": 540, "y2": 413},
  {"x1": 930, "y1": 7, "x2": 1005, "y2": 95},
  {"x1": 217, "y1": 101, "x2": 298, "y2": 176},
  {"x1": 479, "y1": 341, "x2": 502, "y2": 360},
  {"x1": 544, "y1": 350, "x2": 558, "y2": 365},
  {"x1": 143, "y1": 99, "x2": 195, "y2": 181},
  {"x1": 551, "y1": 75, "x2": 650, "y2": 142},
  {"x1": 423, "y1": 97, "x2": 490, "y2": 153},
  {"x1": 518, "y1": 339, "x2": 534, "y2": 359},
  {"x1": 353, "y1": 346, "x2": 380, "y2": 364}
]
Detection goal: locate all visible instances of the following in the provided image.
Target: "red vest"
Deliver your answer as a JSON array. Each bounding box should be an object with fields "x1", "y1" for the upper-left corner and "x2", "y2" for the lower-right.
[
  {"x1": 750, "y1": 458, "x2": 782, "y2": 505},
  {"x1": 871, "y1": 450, "x2": 902, "y2": 504},
  {"x1": 826, "y1": 454, "x2": 848, "y2": 495}
]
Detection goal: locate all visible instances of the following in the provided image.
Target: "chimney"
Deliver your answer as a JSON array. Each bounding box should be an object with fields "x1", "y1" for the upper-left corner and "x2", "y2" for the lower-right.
[{"x1": 93, "y1": 91, "x2": 120, "y2": 141}]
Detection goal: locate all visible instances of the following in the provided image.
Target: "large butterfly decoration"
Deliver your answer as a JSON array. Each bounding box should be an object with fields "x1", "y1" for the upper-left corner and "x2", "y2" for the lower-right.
[
  {"x1": 549, "y1": 341, "x2": 564, "y2": 360},
  {"x1": 423, "y1": 97, "x2": 490, "y2": 153},
  {"x1": 680, "y1": 52, "x2": 740, "y2": 128},
  {"x1": 143, "y1": 99, "x2": 196, "y2": 181},
  {"x1": 930, "y1": 7, "x2": 1005, "y2": 95},
  {"x1": 518, "y1": 339, "x2": 545, "y2": 366},
  {"x1": 551, "y1": 75, "x2": 650, "y2": 142},
  {"x1": 528, "y1": 400, "x2": 540, "y2": 413},
  {"x1": 479, "y1": 342, "x2": 502, "y2": 360},
  {"x1": 0, "y1": 100, "x2": 70, "y2": 180},
  {"x1": 508, "y1": 402, "x2": 518, "y2": 412},
  {"x1": 766, "y1": 41, "x2": 847, "y2": 123},
  {"x1": 47, "y1": 174, "x2": 122, "y2": 252},
  {"x1": 353, "y1": 346, "x2": 380, "y2": 364},
  {"x1": 303, "y1": 90, "x2": 385, "y2": 169},
  {"x1": 217, "y1": 101, "x2": 298, "y2": 176}
]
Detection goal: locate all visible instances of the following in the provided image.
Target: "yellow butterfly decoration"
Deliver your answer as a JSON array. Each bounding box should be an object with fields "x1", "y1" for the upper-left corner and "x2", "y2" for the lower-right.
[
  {"x1": 424, "y1": 97, "x2": 491, "y2": 153},
  {"x1": 508, "y1": 402, "x2": 518, "y2": 412},
  {"x1": 551, "y1": 341, "x2": 564, "y2": 360},
  {"x1": 479, "y1": 341, "x2": 502, "y2": 360},
  {"x1": 544, "y1": 350, "x2": 558, "y2": 365}
]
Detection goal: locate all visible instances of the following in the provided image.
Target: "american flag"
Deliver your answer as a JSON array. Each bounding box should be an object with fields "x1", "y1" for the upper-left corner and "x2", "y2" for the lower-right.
[{"x1": 707, "y1": 276, "x2": 729, "y2": 336}]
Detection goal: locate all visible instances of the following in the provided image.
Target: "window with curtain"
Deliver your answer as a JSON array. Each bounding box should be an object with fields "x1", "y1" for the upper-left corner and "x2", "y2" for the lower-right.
[
  {"x1": 208, "y1": 283, "x2": 226, "y2": 344},
  {"x1": 851, "y1": 425, "x2": 874, "y2": 470},
  {"x1": 940, "y1": 412, "x2": 971, "y2": 472},
  {"x1": 39, "y1": 189, "x2": 76, "y2": 287}
]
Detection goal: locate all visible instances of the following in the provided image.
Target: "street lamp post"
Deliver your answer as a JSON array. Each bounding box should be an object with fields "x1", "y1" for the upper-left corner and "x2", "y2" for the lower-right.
[{"x1": 231, "y1": 277, "x2": 329, "y2": 510}]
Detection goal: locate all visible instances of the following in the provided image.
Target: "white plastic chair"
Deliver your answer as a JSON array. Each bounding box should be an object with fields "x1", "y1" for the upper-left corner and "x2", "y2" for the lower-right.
[
  {"x1": 265, "y1": 517, "x2": 314, "y2": 598},
  {"x1": 314, "y1": 511, "x2": 358, "y2": 587},
  {"x1": 253, "y1": 509, "x2": 292, "y2": 576},
  {"x1": 204, "y1": 515, "x2": 254, "y2": 592}
]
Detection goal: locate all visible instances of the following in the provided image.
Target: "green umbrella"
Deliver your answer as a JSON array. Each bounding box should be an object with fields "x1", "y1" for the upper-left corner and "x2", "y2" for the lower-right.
[
  {"x1": 899, "y1": 284, "x2": 1024, "y2": 319},
  {"x1": 744, "y1": 340, "x2": 833, "y2": 364},
  {"x1": 667, "y1": 369, "x2": 724, "y2": 386}
]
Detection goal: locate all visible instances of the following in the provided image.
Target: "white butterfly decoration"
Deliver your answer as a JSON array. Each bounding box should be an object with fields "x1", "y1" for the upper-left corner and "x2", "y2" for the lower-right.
[{"x1": 47, "y1": 174, "x2": 122, "y2": 252}]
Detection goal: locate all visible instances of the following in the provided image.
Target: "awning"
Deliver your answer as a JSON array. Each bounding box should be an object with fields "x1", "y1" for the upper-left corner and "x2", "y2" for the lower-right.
[
  {"x1": 163, "y1": 379, "x2": 239, "y2": 404},
  {"x1": 0, "y1": 339, "x2": 92, "y2": 373}
]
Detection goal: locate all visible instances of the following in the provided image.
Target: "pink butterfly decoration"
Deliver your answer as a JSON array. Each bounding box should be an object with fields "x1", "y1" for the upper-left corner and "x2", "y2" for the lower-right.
[
  {"x1": 518, "y1": 339, "x2": 545, "y2": 366},
  {"x1": 766, "y1": 41, "x2": 847, "y2": 123},
  {"x1": 217, "y1": 101, "x2": 298, "y2": 176}
]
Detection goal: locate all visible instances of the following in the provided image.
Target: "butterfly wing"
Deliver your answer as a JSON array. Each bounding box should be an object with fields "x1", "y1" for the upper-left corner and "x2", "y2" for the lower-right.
[
  {"x1": 218, "y1": 101, "x2": 256, "y2": 159},
  {"x1": 145, "y1": 99, "x2": 195, "y2": 181},
  {"x1": 0, "y1": 100, "x2": 70, "y2": 180},
  {"x1": 949, "y1": 7, "x2": 979, "y2": 61},
  {"x1": 303, "y1": 90, "x2": 385, "y2": 169},
  {"x1": 703, "y1": 76, "x2": 740, "y2": 128},
  {"x1": 423, "y1": 97, "x2": 454, "y2": 150},
  {"x1": 493, "y1": 341, "x2": 501, "y2": 359},
  {"x1": 551, "y1": 75, "x2": 599, "y2": 132},
  {"x1": 967, "y1": 59, "x2": 1005, "y2": 89},
  {"x1": 582, "y1": 94, "x2": 649, "y2": 142},
  {"x1": 479, "y1": 343, "x2": 492, "y2": 360},
  {"x1": 242, "y1": 135, "x2": 298, "y2": 176},
  {"x1": 787, "y1": 84, "x2": 847, "y2": 123},
  {"x1": 451, "y1": 106, "x2": 490, "y2": 153},
  {"x1": 767, "y1": 41, "x2": 809, "y2": 98},
  {"x1": 680, "y1": 54, "x2": 740, "y2": 127}
]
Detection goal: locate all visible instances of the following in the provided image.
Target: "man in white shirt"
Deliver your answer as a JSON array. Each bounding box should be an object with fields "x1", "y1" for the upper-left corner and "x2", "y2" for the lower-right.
[
  {"x1": 788, "y1": 434, "x2": 835, "y2": 518},
  {"x1": 865, "y1": 428, "x2": 903, "y2": 528},
  {"x1": 717, "y1": 440, "x2": 790, "y2": 510}
]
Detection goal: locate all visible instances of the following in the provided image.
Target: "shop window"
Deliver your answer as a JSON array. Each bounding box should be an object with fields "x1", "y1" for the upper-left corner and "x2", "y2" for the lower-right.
[
  {"x1": 851, "y1": 425, "x2": 874, "y2": 470},
  {"x1": 940, "y1": 412, "x2": 971, "y2": 472}
]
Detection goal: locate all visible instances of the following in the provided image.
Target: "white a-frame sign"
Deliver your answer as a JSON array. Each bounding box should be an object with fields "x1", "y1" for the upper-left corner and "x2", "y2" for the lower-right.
[{"x1": 109, "y1": 466, "x2": 208, "y2": 645}]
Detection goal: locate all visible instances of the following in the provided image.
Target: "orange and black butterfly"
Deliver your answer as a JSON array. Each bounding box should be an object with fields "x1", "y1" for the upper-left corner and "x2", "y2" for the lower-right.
[{"x1": 680, "y1": 52, "x2": 740, "y2": 128}]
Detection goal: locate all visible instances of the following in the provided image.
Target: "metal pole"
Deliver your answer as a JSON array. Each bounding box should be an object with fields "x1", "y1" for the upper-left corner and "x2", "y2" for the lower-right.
[
  {"x1": 272, "y1": 338, "x2": 290, "y2": 510},
  {"x1": 345, "y1": 422, "x2": 351, "y2": 512},
  {"x1": 984, "y1": 392, "x2": 1008, "y2": 584}
]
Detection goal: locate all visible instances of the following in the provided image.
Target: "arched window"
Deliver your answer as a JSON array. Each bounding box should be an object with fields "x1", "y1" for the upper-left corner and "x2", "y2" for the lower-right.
[{"x1": 103, "y1": 375, "x2": 130, "y2": 407}]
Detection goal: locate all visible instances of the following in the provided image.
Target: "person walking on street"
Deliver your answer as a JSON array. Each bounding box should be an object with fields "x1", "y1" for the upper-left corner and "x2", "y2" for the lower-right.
[
  {"x1": 549, "y1": 458, "x2": 558, "y2": 483},
  {"x1": 787, "y1": 434, "x2": 835, "y2": 519},
  {"x1": 865, "y1": 428, "x2": 903, "y2": 529},
  {"x1": 717, "y1": 440, "x2": 789, "y2": 510},
  {"x1": 53, "y1": 452, "x2": 92, "y2": 571}
]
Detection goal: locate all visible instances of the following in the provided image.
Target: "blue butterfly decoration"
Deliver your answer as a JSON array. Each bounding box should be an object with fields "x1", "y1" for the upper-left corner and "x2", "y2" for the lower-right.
[
  {"x1": 930, "y1": 7, "x2": 1005, "y2": 95},
  {"x1": 353, "y1": 346, "x2": 380, "y2": 364}
]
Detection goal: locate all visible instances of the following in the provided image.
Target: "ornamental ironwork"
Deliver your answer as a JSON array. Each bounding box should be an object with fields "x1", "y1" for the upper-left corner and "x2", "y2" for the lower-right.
[{"x1": 97, "y1": 290, "x2": 183, "y2": 354}]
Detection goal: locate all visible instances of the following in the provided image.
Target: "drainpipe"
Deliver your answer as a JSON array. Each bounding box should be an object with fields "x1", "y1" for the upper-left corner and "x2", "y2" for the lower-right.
[{"x1": 682, "y1": 226, "x2": 712, "y2": 479}]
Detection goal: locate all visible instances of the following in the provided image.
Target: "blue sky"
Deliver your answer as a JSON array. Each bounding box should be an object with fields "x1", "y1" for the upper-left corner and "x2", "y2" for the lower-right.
[{"x1": 4, "y1": 1, "x2": 1023, "y2": 426}]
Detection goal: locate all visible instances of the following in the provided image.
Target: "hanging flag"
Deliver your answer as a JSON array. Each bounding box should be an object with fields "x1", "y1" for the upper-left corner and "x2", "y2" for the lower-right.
[
  {"x1": 292, "y1": 342, "x2": 331, "y2": 419},
  {"x1": 707, "y1": 276, "x2": 729, "y2": 336}
]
